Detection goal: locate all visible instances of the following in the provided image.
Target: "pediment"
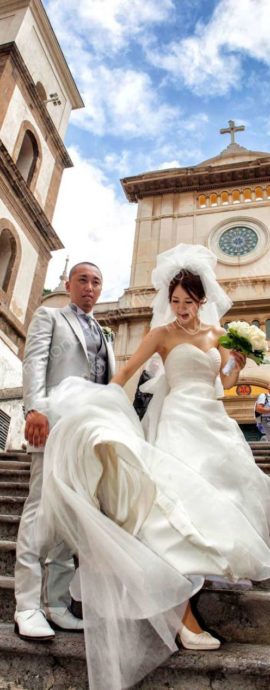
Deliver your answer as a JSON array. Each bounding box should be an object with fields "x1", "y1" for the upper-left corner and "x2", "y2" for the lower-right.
[{"x1": 197, "y1": 143, "x2": 270, "y2": 168}]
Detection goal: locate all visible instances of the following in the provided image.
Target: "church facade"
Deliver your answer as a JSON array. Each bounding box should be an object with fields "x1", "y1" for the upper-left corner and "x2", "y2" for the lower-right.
[
  {"x1": 95, "y1": 123, "x2": 270, "y2": 438},
  {"x1": 0, "y1": 0, "x2": 83, "y2": 448}
]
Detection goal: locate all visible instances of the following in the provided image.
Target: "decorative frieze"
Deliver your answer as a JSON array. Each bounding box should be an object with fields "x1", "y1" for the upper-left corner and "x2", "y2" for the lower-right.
[{"x1": 122, "y1": 158, "x2": 270, "y2": 202}]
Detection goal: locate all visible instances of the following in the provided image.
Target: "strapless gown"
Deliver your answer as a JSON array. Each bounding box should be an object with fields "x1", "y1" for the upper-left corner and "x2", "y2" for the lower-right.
[
  {"x1": 139, "y1": 344, "x2": 270, "y2": 581},
  {"x1": 37, "y1": 344, "x2": 270, "y2": 690}
]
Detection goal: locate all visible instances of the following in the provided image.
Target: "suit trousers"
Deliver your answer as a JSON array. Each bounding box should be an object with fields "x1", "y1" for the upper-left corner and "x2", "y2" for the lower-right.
[
  {"x1": 261, "y1": 418, "x2": 270, "y2": 441},
  {"x1": 15, "y1": 452, "x2": 75, "y2": 611}
]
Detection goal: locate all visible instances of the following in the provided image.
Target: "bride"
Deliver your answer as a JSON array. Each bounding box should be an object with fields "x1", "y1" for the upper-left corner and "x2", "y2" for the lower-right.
[{"x1": 37, "y1": 244, "x2": 270, "y2": 690}]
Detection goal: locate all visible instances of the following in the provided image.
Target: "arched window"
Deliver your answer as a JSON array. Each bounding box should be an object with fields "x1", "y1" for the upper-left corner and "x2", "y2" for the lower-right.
[
  {"x1": 221, "y1": 191, "x2": 229, "y2": 205},
  {"x1": 266, "y1": 319, "x2": 270, "y2": 340},
  {"x1": 36, "y1": 81, "x2": 47, "y2": 101},
  {"x1": 199, "y1": 194, "x2": 207, "y2": 208},
  {"x1": 232, "y1": 190, "x2": 240, "y2": 203},
  {"x1": 243, "y1": 188, "x2": 252, "y2": 202},
  {"x1": 255, "y1": 186, "x2": 263, "y2": 200},
  {"x1": 16, "y1": 130, "x2": 39, "y2": 185},
  {"x1": 210, "y1": 193, "x2": 218, "y2": 206},
  {"x1": 251, "y1": 320, "x2": 260, "y2": 328},
  {"x1": 0, "y1": 228, "x2": 16, "y2": 292}
]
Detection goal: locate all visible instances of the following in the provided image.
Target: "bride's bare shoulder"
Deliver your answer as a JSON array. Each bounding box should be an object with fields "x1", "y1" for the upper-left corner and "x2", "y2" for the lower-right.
[
  {"x1": 149, "y1": 325, "x2": 169, "y2": 340},
  {"x1": 213, "y1": 324, "x2": 226, "y2": 336},
  {"x1": 202, "y1": 323, "x2": 226, "y2": 337}
]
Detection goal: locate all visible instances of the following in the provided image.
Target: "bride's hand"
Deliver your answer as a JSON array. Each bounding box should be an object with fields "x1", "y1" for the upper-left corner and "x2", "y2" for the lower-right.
[{"x1": 231, "y1": 350, "x2": 246, "y2": 371}]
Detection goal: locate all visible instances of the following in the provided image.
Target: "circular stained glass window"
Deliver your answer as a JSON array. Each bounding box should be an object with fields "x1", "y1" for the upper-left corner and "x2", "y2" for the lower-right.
[{"x1": 219, "y1": 226, "x2": 258, "y2": 256}]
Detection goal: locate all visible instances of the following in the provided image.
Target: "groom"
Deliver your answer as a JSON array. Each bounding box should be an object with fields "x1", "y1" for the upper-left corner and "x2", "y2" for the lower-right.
[{"x1": 15, "y1": 262, "x2": 115, "y2": 640}]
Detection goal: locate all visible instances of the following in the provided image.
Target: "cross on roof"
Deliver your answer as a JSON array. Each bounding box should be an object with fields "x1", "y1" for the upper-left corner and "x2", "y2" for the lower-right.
[{"x1": 220, "y1": 120, "x2": 245, "y2": 145}]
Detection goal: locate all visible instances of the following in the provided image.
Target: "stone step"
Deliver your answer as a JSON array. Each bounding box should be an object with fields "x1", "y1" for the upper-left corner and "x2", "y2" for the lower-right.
[
  {"x1": 0, "y1": 481, "x2": 29, "y2": 496},
  {"x1": 254, "y1": 578, "x2": 270, "y2": 590},
  {"x1": 0, "y1": 495, "x2": 26, "y2": 516},
  {"x1": 252, "y1": 448, "x2": 270, "y2": 458},
  {"x1": 0, "y1": 468, "x2": 30, "y2": 480},
  {"x1": 0, "y1": 627, "x2": 270, "y2": 690},
  {"x1": 195, "y1": 588, "x2": 270, "y2": 645},
  {"x1": 257, "y1": 463, "x2": 270, "y2": 474},
  {"x1": 139, "y1": 643, "x2": 270, "y2": 689},
  {"x1": 0, "y1": 623, "x2": 88, "y2": 689},
  {"x1": 0, "y1": 575, "x2": 15, "y2": 623},
  {"x1": 0, "y1": 540, "x2": 16, "y2": 576},
  {"x1": 0, "y1": 514, "x2": 20, "y2": 539},
  {"x1": 0, "y1": 571, "x2": 270, "y2": 645},
  {"x1": 0, "y1": 451, "x2": 30, "y2": 463},
  {"x1": 0, "y1": 460, "x2": 31, "y2": 470}
]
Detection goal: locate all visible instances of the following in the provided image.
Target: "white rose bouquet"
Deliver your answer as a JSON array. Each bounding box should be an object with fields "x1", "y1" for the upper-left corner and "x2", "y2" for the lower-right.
[{"x1": 219, "y1": 321, "x2": 268, "y2": 375}]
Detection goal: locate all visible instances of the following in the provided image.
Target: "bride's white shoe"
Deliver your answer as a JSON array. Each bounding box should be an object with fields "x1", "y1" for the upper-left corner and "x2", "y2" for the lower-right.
[{"x1": 177, "y1": 623, "x2": 221, "y2": 650}]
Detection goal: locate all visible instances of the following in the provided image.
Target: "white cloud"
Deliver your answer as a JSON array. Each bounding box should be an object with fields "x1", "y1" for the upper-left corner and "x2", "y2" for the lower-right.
[
  {"x1": 71, "y1": 65, "x2": 179, "y2": 137},
  {"x1": 146, "y1": 0, "x2": 270, "y2": 96},
  {"x1": 45, "y1": 147, "x2": 136, "y2": 300},
  {"x1": 158, "y1": 159, "x2": 181, "y2": 169},
  {"x1": 101, "y1": 133, "x2": 207, "y2": 179},
  {"x1": 45, "y1": 0, "x2": 179, "y2": 138},
  {"x1": 46, "y1": 0, "x2": 174, "y2": 52}
]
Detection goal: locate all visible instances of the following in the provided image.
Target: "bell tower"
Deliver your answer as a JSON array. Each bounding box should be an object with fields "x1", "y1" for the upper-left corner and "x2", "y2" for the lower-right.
[{"x1": 0, "y1": 0, "x2": 83, "y2": 448}]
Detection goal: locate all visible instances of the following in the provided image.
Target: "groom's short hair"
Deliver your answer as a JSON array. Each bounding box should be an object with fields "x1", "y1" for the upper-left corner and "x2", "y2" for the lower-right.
[{"x1": 68, "y1": 262, "x2": 102, "y2": 280}]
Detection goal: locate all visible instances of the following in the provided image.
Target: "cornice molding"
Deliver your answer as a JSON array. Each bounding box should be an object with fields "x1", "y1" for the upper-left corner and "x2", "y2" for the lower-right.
[
  {"x1": 0, "y1": 42, "x2": 73, "y2": 168},
  {"x1": 96, "y1": 293, "x2": 270, "y2": 325},
  {"x1": 220, "y1": 276, "x2": 270, "y2": 289},
  {"x1": 96, "y1": 306, "x2": 152, "y2": 326},
  {"x1": 0, "y1": 140, "x2": 63, "y2": 251},
  {"x1": 121, "y1": 157, "x2": 270, "y2": 203},
  {"x1": 0, "y1": 386, "x2": 23, "y2": 400}
]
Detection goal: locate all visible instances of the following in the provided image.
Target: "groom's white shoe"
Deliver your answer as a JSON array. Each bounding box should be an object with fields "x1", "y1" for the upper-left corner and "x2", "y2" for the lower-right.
[
  {"x1": 177, "y1": 624, "x2": 220, "y2": 650},
  {"x1": 14, "y1": 609, "x2": 55, "y2": 641},
  {"x1": 47, "y1": 606, "x2": 84, "y2": 631}
]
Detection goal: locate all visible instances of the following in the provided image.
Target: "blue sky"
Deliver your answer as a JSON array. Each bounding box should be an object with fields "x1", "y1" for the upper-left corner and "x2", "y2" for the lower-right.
[{"x1": 43, "y1": 0, "x2": 270, "y2": 300}]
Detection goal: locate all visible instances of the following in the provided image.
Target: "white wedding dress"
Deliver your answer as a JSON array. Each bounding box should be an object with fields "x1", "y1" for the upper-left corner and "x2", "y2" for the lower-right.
[{"x1": 37, "y1": 344, "x2": 270, "y2": 690}]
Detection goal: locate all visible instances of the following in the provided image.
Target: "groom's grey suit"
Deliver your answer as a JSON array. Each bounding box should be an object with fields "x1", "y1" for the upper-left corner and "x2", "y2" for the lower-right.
[{"x1": 15, "y1": 304, "x2": 115, "y2": 612}]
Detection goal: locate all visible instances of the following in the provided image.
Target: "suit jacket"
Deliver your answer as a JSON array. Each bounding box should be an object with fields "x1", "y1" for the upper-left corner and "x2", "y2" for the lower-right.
[{"x1": 23, "y1": 304, "x2": 115, "y2": 414}]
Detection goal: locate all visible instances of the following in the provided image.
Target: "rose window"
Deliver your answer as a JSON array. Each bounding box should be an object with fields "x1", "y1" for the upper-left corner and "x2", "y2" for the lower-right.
[{"x1": 218, "y1": 226, "x2": 258, "y2": 256}]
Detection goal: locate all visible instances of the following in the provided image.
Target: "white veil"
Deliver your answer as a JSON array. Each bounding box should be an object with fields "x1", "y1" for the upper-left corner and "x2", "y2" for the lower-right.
[{"x1": 150, "y1": 243, "x2": 232, "y2": 329}]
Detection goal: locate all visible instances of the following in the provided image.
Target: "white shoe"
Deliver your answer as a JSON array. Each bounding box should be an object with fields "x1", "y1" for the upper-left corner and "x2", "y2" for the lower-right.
[
  {"x1": 177, "y1": 623, "x2": 220, "y2": 650},
  {"x1": 14, "y1": 609, "x2": 55, "y2": 641},
  {"x1": 47, "y1": 606, "x2": 84, "y2": 631}
]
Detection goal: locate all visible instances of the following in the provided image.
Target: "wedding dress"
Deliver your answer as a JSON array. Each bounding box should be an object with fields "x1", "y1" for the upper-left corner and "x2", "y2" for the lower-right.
[{"x1": 37, "y1": 344, "x2": 270, "y2": 690}]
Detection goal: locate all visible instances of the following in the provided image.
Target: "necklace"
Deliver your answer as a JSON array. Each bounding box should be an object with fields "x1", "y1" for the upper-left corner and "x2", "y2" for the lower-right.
[{"x1": 175, "y1": 317, "x2": 201, "y2": 335}]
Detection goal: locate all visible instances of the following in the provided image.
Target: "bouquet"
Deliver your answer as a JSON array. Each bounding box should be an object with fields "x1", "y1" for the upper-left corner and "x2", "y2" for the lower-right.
[{"x1": 219, "y1": 321, "x2": 269, "y2": 375}]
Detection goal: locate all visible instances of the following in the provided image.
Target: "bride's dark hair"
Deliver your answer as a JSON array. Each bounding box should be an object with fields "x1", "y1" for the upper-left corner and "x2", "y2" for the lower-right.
[{"x1": 168, "y1": 269, "x2": 205, "y2": 303}]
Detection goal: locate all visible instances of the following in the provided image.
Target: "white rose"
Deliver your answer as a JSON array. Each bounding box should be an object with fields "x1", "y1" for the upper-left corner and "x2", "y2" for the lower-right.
[
  {"x1": 229, "y1": 321, "x2": 250, "y2": 338},
  {"x1": 228, "y1": 321, "x2": 267, "y2": 353},
  {"x1": 250, "y1": 332, "x2": 267, "y2": 352}
]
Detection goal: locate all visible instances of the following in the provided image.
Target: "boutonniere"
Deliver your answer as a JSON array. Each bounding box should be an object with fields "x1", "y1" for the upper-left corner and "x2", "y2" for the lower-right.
[{"x1": 102, "y1": 326, "x2": 115, "y2": 343}]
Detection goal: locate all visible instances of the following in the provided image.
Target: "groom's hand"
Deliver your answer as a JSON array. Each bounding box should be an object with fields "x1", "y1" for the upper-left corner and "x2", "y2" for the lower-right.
[{"x1": 25, "y1": 411, "x2": 49, "y2": 447}]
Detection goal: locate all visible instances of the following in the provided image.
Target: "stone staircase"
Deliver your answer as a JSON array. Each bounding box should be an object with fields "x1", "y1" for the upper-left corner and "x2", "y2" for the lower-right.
[{"x1": 0, "y1": 445, "x2": 270, "y2": 689}]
